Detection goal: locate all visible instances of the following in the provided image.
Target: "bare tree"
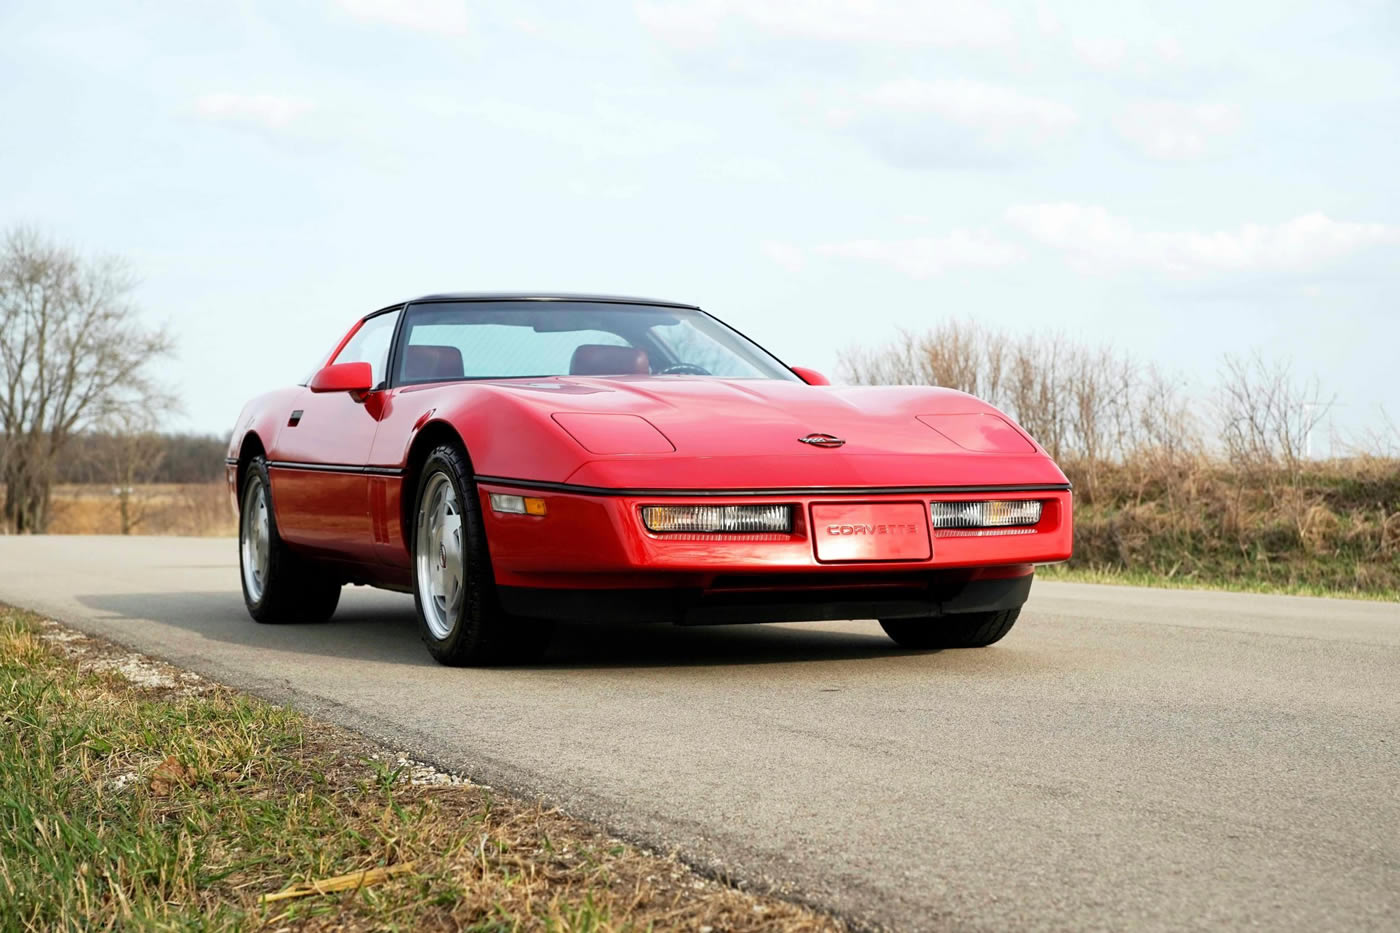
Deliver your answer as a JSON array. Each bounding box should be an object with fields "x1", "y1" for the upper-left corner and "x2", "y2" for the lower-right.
[
  {"x1": 838, "y1": 326, "x2": 926, "y2": 386},
  {"x1": 839, "y1": 321, "x2": 1205, "y2": 477},
  {"x1": 1215, "y1": 352, "x2": 1335, "y2": 552},
  {"x1": 1216, "y1": 352, "x2": 1333, "y2": 479},
  {"x1": 1004, "y1": 333, "x2": 1072, "y2": 460},
  {"x1": 0, "y1": 227, "x2": 175, "y2": 533},
  {"x1": 1342, "y1": 405, "x2": 1400, "y2": 459},
  {"x1": 1063, "y1": 345, "x2": 1136, "y2": 499},
  {"x1": 840, "y1": 322, "x2": 1081, "y2": 460},
  {"x1": 86, "y1": 410, "x2": 168, "y2": 535},
  {"x1": 838, "y1": 320, "x2": 1001, "y2": 395}
]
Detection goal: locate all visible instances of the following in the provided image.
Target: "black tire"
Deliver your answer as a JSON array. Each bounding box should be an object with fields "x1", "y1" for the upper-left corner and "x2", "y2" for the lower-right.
[
  {"x1": 238, "y1": 456, "x2": 341, "y2": 624},
  {"x1": 879, "y1": 608, "x2": 1021, "y2": 649},
  {"x1": 410, "y1": 443, "x2": 553, "y2": 666}
]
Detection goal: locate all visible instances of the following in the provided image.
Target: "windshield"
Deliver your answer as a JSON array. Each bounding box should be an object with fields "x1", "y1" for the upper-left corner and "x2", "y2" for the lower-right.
[{"x1": 392, "y1": 301, "x2": 800, "y2": 385}]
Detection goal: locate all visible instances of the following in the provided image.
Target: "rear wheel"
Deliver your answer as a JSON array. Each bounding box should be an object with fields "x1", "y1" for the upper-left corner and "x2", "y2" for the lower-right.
[
  {"x1": 411, "y1": 443, "x2": 553, "y2": 666},
  {"x1": 239, "y1": 456, "x2": 341, "y2": 624},
  {"x1": 880, "y1": 608, "x2": 1021, "y2": 649}
]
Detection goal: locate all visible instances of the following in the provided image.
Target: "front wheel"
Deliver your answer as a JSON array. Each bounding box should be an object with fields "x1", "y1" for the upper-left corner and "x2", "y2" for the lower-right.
[
  {"x1": 880, "y1": 608, "x2": 1021, "y2": 649},
  {"x1": 239, "y1": 456, "x2": 341, "y2": 624},
  {"x1": 411, "y1": 443, "x2": 553, "y2": 666}
]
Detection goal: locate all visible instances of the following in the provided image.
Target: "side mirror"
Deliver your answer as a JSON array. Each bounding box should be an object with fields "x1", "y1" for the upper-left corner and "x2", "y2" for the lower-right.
[
  {"x1": 310, "y1": 361, "x2": 374, "y2": 394},
  {"x1": 791, "y1": 366, "x2": 831, "y2": 386}
]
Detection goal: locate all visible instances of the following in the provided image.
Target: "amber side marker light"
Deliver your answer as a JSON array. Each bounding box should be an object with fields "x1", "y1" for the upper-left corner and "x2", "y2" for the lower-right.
[{"x1": 490, "y1": 493, "x2": 548, "y2": 516}]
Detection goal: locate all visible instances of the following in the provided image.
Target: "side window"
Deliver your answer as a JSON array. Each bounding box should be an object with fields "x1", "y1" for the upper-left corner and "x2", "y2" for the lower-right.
[{"x1": 332, "y1": 309, "x2": 401, "y2": 388}]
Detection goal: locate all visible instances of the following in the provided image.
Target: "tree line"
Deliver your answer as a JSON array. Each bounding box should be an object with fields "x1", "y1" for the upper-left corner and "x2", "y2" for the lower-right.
[
  {"x1": 1, "y1": 227, "x2": 176, "y2": 533},
  {"x1": 837, "y1": 320, "x2": 1356, "y2": 494},
  {"x1": 12, "y1": 431, "x2": 229, "y2": 485}
]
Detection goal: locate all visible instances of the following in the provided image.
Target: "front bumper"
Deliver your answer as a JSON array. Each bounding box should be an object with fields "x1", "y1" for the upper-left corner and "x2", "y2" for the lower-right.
[{"x1": 478, "y1": 483, "x2": 1071, "y2": 618}]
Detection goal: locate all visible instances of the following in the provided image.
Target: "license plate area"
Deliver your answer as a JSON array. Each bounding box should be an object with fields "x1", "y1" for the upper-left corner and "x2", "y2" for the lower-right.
[{"x1": 811, "y1": 502, "x2": 932, "y2": 563}]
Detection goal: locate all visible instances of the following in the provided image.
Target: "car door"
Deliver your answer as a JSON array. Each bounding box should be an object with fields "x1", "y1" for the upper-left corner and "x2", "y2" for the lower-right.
[{"x1": 269, "y1": 308, "x2": 401, "y2": 562}]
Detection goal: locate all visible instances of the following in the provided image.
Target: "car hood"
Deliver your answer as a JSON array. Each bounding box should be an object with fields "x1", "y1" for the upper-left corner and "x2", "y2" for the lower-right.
[{"x1": 471, "y1": 376, "x2": 1069, "y2": 490}]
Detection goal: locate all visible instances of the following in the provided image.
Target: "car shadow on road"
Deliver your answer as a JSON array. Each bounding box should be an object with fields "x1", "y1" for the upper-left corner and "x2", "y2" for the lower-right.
[
  {"x1": 539, "y1": 617, "x2": 927, "y2": 670},
  {"x1": 77, "y1": 590, "x2": 435, "y2": 667},
  {"x1": 73, "y1": 589, "x2": 961, "y2": 670}
]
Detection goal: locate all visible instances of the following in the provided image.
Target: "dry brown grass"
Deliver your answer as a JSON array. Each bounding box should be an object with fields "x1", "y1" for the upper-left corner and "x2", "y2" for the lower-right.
[
  {"x1": 1063, "y1": 455, "x2": 1400, "y2": 596},
  {"x1": 43, "y1": 482, "x2": 235, "y2": 536}
]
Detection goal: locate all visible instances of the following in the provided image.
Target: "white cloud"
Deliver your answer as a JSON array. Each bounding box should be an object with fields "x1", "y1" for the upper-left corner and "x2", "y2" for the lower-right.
[
  {"x1": 336, "y1": 0, "x2": 469, "y2": 36},
  {"x1": 1006, "y1": 203, "x2": 1399, "y2": 278},
  {"x1": 760, "y1": 240, "x2": 806, "y2": 272},
  {"x1": 1034, "y1": 3, "x2": 1063, "y2": 36},
  {"x1": 812, "y1": 231, "x2": 1020, "y2": 278},
  {"x1": 1071, "y1": 32, "x2": 1187, "y2": 74},
  {"x1": 463, "y1": 98, "x2": 704, "y2": 159},
  {"x1": 411, "y1": 95, "x2": 704, "y2": 159},
  {"x1": 856, "y1": 78, "x2": 1078, "y2": 133},
  {"x1": 1156, "y1": 35, "x2": 1183, "y2": 63},
  {"x1": 636, "y1": 0, "x2": 1013, "y2": 50},
  {"x1": 831, "y1": 78, "x2": 1078, "y2": 168},
  {"x1": 1072, "y1": 35, "x2": 1127, "y2": 70},
  {"x1": 711, "y1": 156, "x2": 784, "y2": 182},
  {"x1": 1115, "y1": 100, "x2": 1239, "y2": 160},
  {"x1": 194, "y1": 94, "x2": 313, "y2": 129}
]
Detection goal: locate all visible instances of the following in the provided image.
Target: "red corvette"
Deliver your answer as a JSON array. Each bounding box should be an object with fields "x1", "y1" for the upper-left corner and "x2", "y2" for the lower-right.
[{"x1": 227, "y1": 293, "x2": 1072, "y2": 665}]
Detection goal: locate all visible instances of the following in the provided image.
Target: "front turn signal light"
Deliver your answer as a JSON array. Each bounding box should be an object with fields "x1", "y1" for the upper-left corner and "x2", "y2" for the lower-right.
[{"x1": 490, "y1": 494, "x2": 548, "y2": 516}]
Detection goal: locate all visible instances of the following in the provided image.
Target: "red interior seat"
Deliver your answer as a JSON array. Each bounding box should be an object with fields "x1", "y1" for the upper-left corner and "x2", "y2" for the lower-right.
[
  {"x1": 404, "y1": 345, "x2": 464, "y2": 381},
  {"x1": 570, "y1": 345, "x2": 650, "y2": 376}
]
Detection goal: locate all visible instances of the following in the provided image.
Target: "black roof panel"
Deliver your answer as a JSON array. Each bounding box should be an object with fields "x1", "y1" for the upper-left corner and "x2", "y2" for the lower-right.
[{"x1": 404, "y1": 291, "x2": 698, "y2": 309}]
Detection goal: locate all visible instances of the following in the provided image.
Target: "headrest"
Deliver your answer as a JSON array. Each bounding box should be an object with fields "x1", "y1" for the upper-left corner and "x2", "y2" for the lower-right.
[
  {"x1": 404, "y1": 344, "x2": 464, "y2": 381},
  {"x1": 569, "y1": 344, "x2": 650, "y2": 376}
]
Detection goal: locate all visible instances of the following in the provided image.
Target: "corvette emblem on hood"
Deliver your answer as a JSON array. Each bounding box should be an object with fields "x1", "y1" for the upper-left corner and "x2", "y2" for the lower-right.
[{"x1": 799, "y1": 433, "x2": 846, "y2": 448}]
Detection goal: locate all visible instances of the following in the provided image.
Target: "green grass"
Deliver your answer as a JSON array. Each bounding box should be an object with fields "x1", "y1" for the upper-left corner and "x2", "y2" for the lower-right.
[
  {"x1": 0, "y1": 608, "x2": 838, "y2": 932},
  {"x1": 1038, "y1": 563, "x2": 1400, "y2": 602}
]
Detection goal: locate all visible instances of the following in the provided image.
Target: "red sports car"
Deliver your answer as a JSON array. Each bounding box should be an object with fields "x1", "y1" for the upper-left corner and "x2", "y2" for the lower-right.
[{"x1": 227, "y1": 293, "x2": 1072, "y2": 665}]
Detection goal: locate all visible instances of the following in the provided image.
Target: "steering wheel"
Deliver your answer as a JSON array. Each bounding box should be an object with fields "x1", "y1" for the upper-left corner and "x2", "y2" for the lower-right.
[{"x1": 656, "y1": 363, "x2": 711, "y2": 376}]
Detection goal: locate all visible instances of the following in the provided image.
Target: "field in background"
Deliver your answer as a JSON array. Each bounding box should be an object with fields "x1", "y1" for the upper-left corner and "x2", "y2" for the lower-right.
[
  {"x1": 1060, "y1": 456, "x2": 1399, "y2": 598},
  {"x1": 45, "y1": 483, "x2": 234, "y2": 537}
]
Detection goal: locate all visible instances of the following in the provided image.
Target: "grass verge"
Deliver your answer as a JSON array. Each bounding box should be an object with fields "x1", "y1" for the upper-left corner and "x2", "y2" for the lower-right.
[
  {"x1": 0, "y1": 606, "x2": 840, "y2": 931},
  {"x1": 1037, "y1": 563, "x2": 1400, "y2": 602}
]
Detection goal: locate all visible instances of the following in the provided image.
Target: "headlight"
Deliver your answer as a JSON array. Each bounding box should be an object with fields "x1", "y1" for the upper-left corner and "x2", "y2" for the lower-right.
[
  {"x1": 641, "y1": 504, "x2": 792, "y2": 534},
  {"x1": 930, "y1": 500, "x2": 1041, "y2": 529}
]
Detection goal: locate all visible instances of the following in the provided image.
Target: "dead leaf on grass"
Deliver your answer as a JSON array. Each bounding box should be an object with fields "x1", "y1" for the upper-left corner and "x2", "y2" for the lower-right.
[{"x1": 149, "y1": 755, "x2": 194, "y2": 795}]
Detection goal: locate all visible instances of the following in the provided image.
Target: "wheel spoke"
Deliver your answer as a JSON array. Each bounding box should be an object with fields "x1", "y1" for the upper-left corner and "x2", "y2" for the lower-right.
[{"x1": 443, "y1": 515, "x2": 462, "y2": 562}]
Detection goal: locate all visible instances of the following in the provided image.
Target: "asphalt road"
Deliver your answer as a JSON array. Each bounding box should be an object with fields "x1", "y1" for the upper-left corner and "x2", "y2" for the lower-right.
[{"x1": 1, "y1": 536, "x2": 1397, "y2": 931}]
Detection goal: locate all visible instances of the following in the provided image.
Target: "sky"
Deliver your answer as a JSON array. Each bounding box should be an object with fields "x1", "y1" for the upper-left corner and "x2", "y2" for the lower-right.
[{"x1": 2, "y1": 0, "x2": 1397, "y2": 451}]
